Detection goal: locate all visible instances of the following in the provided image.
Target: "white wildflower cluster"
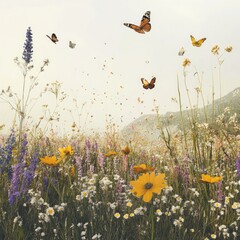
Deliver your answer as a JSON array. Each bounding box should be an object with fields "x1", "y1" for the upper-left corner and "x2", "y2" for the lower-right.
[
  {"x1": 99, "y1": 176, "x2": 113, "y2": 190},
  {"x1": 80, "y1": 222, "x2": 89, "y2": 240},
  {"x1": 13, "y1": 215, "x2": 23, "y2": 227},
  {"x1": 173, "y1": 216, "x2": 184, "y2": 228}
]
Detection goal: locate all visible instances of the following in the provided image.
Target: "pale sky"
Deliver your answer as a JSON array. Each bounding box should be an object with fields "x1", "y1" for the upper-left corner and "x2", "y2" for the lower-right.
[{"x1": 1, "y1": 0, "x2": 240, "y2": 135}]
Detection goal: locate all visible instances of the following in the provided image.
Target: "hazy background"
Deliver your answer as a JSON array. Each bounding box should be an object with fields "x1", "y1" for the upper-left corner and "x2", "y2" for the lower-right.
[{"x1": 1, "y1": 0, "x2": 240, "y2": 135}]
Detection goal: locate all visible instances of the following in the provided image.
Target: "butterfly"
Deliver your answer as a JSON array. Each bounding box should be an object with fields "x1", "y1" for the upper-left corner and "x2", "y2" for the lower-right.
[
  {"x1": 121, "y1": 146, "x2": 130, "y2": 155},
  {"x1": 69, "y1": 41, "x2": 76, "y2": 49},
  {"x1": 178, "y1": 47, "x2": 185, "y2": 56},
  {"x1": 141, "y1": 77, "x2": 156, "y2": 89},
  {"x1": 124, "y1": 11, "x2": 151, "y2": 34},
  {"x1": 190, "y1": 35, "x2": 206, "y2": 47},
  {"x1": 46, "y1": 33, "x2": 58, "y2": 44}
]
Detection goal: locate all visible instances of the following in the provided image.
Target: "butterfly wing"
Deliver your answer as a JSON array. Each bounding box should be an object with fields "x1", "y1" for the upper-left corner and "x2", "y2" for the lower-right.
[
  {"x1": 178, "y1": 47, "x2": 185, "y2": 56},
  {"x1": 140, "y1": 11, "x2": 151, "y2": 32},
  {"x1": 190, "y1": 35, "x2": 206, "y2": 47},
  {"x1": 51, "y1": 33, "x2": 58, "y2": 43},
  {"x1": 141, "y1": 78, "x2": 150, "y2": 89},
  {"x1": 148, "y1": 77, "x2": 156, "y2": 89},
  {"x1": 124, "y1": 23, "x2": 143, "y2": 33},
  {"x1": 195, "y1": 38, "x2": 206, "y2": 47},
  {"x1": 69, "y1": 41, "x2": 76, "y2": 48}
]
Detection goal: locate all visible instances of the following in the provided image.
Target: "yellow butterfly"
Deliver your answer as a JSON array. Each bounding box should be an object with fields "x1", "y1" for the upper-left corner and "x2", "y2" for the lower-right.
[
  {"x1": 190, "y1": 35, "x2": 206, "y2": 47},
  {"x1": 124, "y1": 11, "x2": 151, "y2": 34}
]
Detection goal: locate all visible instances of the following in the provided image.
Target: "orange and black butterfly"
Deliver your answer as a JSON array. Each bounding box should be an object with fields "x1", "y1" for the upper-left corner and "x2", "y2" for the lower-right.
[
  {"x1": 141, "y1": 77, "x2": 156, "y2": 89},
  {"x1": 190, "y1": 35, "x2": 206, "y2": 47},
  {"x1": 124, "y1": 11, "x2": 151, "y2": 34},
  {"x1": 46, "y1": 33, "x2": 58, "y2": 44},
  {"x1": 121, "y1": 146, "x2": 130, "y2": 155}
]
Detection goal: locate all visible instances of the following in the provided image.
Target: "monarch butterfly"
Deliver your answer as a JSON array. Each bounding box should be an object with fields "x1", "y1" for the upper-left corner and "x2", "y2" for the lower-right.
[
  {"x1": 141, "y1": 77, "x2": 156, "y2": 89},
  {"x1": 121, "y1": 146, "x2": 130, "y2": 155},
  {"x1": 178, "y1": 47, "x2": 185, "y2": 56},
  {"x1": 69, "y1": 41, "x2": 76, "y2": 49},
  {"x1": 190, "y1": 35, "x2": 206, "y2": 47},
  {"x1": 46, "y1": 33, "x2": 58, "y2": 44},
  {"x1": 124, "y1": 11, "x2": 151, "y2": 34}
]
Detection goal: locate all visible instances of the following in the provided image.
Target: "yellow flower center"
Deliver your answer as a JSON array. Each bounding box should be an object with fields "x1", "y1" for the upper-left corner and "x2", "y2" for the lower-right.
[{"x1": 144, "y1": 182, "x2": 153, "y2": 190}]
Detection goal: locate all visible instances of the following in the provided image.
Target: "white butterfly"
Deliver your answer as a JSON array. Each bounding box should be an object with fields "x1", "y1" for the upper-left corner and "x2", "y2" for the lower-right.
[
  {"x1": 178, "y1": 47, "x2": 185, "y2": 56},
  {"x1": 69, "y1": 41, "x2": 76, "y2": 49}
]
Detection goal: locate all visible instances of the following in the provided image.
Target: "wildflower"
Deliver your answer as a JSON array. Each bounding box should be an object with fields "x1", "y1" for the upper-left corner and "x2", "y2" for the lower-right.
[
  {"x1": 126, "y1": 201, "x2": 132, "y2": 207},
  {"x1": 114, "y1": 213, "x2": 121, "y2": 219},
  {"x1": 123, "y1": 214, "x2": 129, "y2": 219},
  {"x1": 213, "y1": 202, "x2": 222, "y2": 208},
  {"x1": 130, "y1": 213, "x2": 134, "y2": 217},
  {"x1": 225, "y1": 46, "x2": 233, "y2": 52},
  {"x1": 105, "y1": 150, "x2": 117, "y2": 157},
  {"x1": 46, "y1": 207, "x2": 55, "y2": 216},
  {"x1": 40, "y1": 155, "x2": 63, "y2": 166},
  {"x1": 130, "y1": 172, "x2": 167, "y2": 202},
  {"x1": 133, "y1": 164, "x2": 154, "y2": 174},
  {"x1": 182, "y1": 58, "x2": 191, "y2": 67},
  {"x1": 236, "y1": 157, "x2": 240, "y2": 178},
  {"x1": 200, "y1": 174, "x2": 222, "y2": 183},
  {"x1": 156, "y1": 209, "x2": 163, "y2": 216},
  {"x1": 22, "y1": 27, "x2": 33, "y2": 64},
  {"x1": 76, "y1": 195, "x2": 81, "y2": 201},
  {"x1": 70, "y1": 165, "x2": 75, "y2": 176},
  {"x1": 211, "y1": 45, "x2": 220, "y2": 55},
  {"x1": 58, "y1": 145, "x2": 74, "y2": 158},
  {"x1": 210, "y1": 234, "x2": 217, "y2": 239},
  {"x1": 121, "y1": 146, "x2": 130, "y2": 155},
  {"x1": 232, "y1": 202, "x2": 240, "y2": 209}
]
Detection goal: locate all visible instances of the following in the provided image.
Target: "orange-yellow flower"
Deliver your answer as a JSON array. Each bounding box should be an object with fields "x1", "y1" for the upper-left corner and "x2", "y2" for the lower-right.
[
  {"x1": 130, "y1": 172, "x2": 167, "y2": 202},
  {"x1": 133, "y1": 164, "x2": 154, "y2": 174},
  {"x1": 201, "y1": 174, "x2": 222, "y2": 183},
  {"x1": 58, "y1": 145, "x2": 74, "y2": 158},
  {"x1": 40, "y1": 155, "x2": 63, "y2": 166},
  {"x1": 121, "y1": 146, "x2": 130, "y2": 155},
  {"x1": 105, "y1": 150, "x2": 117, "y2": 157}
]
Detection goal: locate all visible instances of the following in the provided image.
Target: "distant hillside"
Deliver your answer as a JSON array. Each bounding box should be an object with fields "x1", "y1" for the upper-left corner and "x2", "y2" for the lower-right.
[{"x1": 121, "y1": 87, "x2": 240, "y2": 142}]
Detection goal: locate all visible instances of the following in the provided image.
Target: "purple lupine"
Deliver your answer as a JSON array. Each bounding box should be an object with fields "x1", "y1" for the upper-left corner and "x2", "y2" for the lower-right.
[
  {"x1": 129, "y1": 164, "x2": 134, "y2": 179},
  {"x1": 8, "y1": 134, "x2": 27, "y2": 204},
  {"x1": 20, "y1": 150, "x2": 39, "y2": 195},
  {"x1": 22, "y1": 27, "x2": 33, "y2": 64},
  {"x1": 75, "y1": 155, "x2": 83, "y2": 179},
  {"x1": 236, "y1": 157, "x2": 240, "y2": 178},
  {"x1": 8, "y1": 163, "x2": 22, "y2": 204},
  {"x1": 97, "y1": 151, "x2": 105, "y2": 170},
  {"x1": 217, "y1": 181, "x2": 223, "y2": 203},
  {"x1": 115, "y1": 179, "x2": 123, "y2": 206},
  {"x1": 0, "y1": 130, "x2": 16, "y2": 177}
]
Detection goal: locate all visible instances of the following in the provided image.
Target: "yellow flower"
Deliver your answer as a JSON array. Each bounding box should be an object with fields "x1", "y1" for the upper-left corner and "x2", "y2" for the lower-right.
[
  {"x1": 105, "y1": 150, "x2": 117, "y2": 157},
  {"x1": 225, "y1": 46, "x2": 233, "y2": 53},
  {"x1": 211, "y1": 45, "x2": 220, "y2": 55},
  {"x1": 58, "y1": 145, "x2": 74, "y2": 158},
  {"x1": 123, "y1": 214, "x2": 129, "y2": 219},
  {"x1": 133, "y1": 164, "x2": 155, "y2": 174},
  {"x1": 200, "y1": 174, "x2": 222, "y2": 183},
  {"x1": 130, "y1": 172, "x2": 167, "y2": 202},
  {"x1": 182, "y1": 58, "x2": 191, "y2": 67},
  {"x1": 40, "y1": 155, "x2": 63, "y2": 166},
  {"x1": 114, "y1": 213, "x2": 121, "y2": 219}
]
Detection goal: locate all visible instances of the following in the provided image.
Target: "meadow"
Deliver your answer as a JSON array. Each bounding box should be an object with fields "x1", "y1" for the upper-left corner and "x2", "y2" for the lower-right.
[{"x1": 0, "y1": 28, "x2": 240, "y2": 240}]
